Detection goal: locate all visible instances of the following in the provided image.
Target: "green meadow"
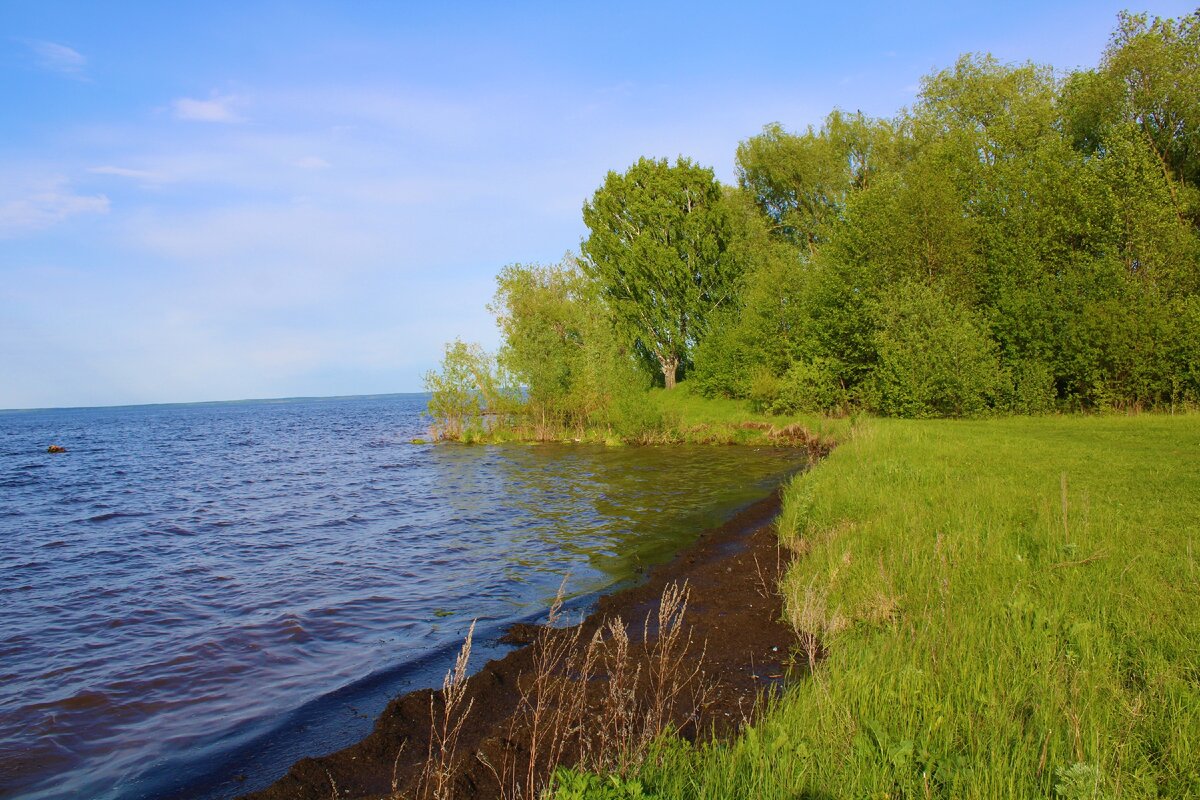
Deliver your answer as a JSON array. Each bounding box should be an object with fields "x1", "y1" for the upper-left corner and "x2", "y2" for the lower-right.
[{"x1": 556, "y1": 411, "x2": 1200, "y2": 799}]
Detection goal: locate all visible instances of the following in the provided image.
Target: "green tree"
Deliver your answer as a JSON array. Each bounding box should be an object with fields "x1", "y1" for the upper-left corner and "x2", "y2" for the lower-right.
[
  {"x1": 490, "y1": 258, "x2": 633, "y2": 434},
  {"x1": 1102, "y1": 11, "x2": 1200, "y2": 221},
  {"x1": 580, "y1": 157, "x2": 738, "y2": 389},
  {"x1": 692, "y1": 187, "x2": 809, "y2": 397},
  {"x1": 422, "y1": 339, "x2": 500, "y2": 440},
  {"x1": 736, "y1": 111, "x2": 895, "y2": 254}
]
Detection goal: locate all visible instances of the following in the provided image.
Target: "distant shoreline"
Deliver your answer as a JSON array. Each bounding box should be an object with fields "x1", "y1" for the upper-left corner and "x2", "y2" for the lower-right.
[{"x1": 0, "y1": 391, "x2": 432, "y2": 415}]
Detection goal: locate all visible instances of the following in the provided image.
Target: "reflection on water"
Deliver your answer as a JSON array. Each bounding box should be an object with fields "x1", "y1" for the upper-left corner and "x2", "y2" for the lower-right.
[{"x1": 0, "y1": 395, "x2": 805, "y2": 800}]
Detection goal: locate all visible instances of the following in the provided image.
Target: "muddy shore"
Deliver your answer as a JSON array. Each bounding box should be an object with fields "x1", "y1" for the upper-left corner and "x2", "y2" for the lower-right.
[{"x1": 240, "y1": 489, "x2": 798, "y2": 800}]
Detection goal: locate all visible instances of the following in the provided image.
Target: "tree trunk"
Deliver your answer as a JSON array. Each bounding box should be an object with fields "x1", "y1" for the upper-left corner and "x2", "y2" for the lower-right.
[{"x1": 660, "y1": 355, "x2": 680, "y2": 390}]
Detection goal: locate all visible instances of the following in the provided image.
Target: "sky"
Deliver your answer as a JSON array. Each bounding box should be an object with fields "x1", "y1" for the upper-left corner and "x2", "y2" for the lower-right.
[{"x1": 1, "y1": 1, "x2": 1195, "y2": 409}]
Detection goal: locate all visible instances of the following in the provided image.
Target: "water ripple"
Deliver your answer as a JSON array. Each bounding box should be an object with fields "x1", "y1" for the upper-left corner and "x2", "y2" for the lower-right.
[{"x1": 0, "y1": 394, "x2": 804, "y2": 800}]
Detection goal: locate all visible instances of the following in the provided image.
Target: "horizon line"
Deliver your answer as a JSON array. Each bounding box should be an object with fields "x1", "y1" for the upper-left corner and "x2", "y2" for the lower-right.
[{"x1": 0, "y1": 390, "x2": 431, "y2": 415}]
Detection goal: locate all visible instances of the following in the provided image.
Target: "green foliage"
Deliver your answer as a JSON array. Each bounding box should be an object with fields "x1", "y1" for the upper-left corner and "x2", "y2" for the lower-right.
[
  {"x1": 736, "y1": 111, "x2": 896, "y2": 253},
  {"x1": 1101, "y1": 11, "x2": 1200, "y2": 220},
  {"x1": 997, "y1": 358, "x2": 1058, "y2": 415},
  {"x1": 439, "y1": 10, "x2": 1200, "y2": 431},
  {"x1": 694, "y1": 13, "x2": 1200, "y2": 416},
  {"x1": 1174, "y1": 295, "x2": 1200, "y2": 402},
  {"x1": 866, "y1": 281, "x2": 1004, "y2": 417},
  {"x1": 581, "y1": 157, "x2": 740, "y2": 389},
  {"x1": 1054, "y1": 762, "x2": 1108, "y2": 800},
  {"x1": 422, "y1": 339, "x2": 499, "y2": 440},
  {"x1": 745, "y1": 359, "x2": 846, "y2": 415},
  {"x1": 491, "y1": 258, "x2": 638, "y2": 434},
  {"x1": 551, "y1": 768, "x2": 659, "y2": 800}
]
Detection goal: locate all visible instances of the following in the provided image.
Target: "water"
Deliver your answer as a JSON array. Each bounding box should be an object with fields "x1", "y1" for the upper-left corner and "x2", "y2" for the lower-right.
[{"x1": 0, "y1": 394, "x2": 806, "y2": 800}]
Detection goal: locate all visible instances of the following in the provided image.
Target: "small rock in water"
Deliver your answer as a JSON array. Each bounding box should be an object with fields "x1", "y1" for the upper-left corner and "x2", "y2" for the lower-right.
[{"x1": 46, "y1": 445, "x2": 67, "y2": 454}]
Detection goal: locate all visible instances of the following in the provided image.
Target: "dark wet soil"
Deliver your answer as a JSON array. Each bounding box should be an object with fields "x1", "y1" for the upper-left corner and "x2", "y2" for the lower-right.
[{"x1": 241, "y1": 490, "x2": 797, "y2": 800}]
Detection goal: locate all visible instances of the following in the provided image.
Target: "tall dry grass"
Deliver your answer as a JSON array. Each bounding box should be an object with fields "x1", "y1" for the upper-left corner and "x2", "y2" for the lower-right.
[{"x1": 396, "y1": 581, "x2": 712, "y2": 800}]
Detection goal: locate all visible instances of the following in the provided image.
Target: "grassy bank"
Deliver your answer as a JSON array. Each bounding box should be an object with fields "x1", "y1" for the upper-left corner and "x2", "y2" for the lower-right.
[
  {"x1": 432, "y1": 384, "x2": 849, "y2": 449},
  {"x1": 556, "y1": 413, "x2": 1200, "y2": 798}
]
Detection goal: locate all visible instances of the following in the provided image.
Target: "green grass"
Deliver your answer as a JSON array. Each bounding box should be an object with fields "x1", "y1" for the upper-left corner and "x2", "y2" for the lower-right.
[
  {"x1": 556, "y1": 413, "x2": 1200, "y2": 799},
  {"x1": 640, "y1": 384, "x2": 850, "y2": 446},
  {"x1": 445, "y1": 384, "x2": 850, "y2": 447}
]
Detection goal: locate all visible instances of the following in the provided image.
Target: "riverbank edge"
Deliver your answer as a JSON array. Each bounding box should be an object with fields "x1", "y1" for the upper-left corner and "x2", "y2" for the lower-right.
[
  {"x1": 238, "y1": 450, "x2": 823, "y2": 800},
  {"x1": 419, "y1": 384, "x2": 849, "y2": 451}
]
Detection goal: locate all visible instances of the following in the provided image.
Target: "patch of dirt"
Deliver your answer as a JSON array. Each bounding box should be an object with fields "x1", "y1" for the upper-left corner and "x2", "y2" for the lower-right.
[{"x1": 240, "y1": 490, "x2": 798, "y2": 800}]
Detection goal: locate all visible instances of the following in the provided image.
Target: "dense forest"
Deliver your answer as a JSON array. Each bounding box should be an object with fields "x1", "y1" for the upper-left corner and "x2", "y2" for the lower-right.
[{"x1": 427, "y1": 11, "x2": 1200, "y2": 437}]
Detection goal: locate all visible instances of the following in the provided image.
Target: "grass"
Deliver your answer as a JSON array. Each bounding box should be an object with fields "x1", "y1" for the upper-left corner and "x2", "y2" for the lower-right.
[
  {"x1": 438, "y1": 384, "x2": 850, "y2": 448},
  {"x1": 553, "y1": 412, "x2": 1200, "y2": 798},
  {"x1": 643, "y1": 384, "x2": 849, "y2": 446}
]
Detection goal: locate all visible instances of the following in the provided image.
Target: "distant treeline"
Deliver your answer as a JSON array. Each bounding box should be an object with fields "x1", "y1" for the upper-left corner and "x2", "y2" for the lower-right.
[{"x1": 427, "y1": 11, "x2": 1200, "y2": 437}]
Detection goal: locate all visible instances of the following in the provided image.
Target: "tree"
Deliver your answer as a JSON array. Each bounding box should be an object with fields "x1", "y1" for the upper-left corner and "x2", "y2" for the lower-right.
[
  {"x1": 736, "y1": 111, "x2": 895, "y2": 253},
  {"x1": 1064, "y1": 11, "x2": 1200, "y2": 225},
  {"x1": 489, "y1": 258, "x2": 630, "y2": 434},
  {"x1": 422, "y1": 339, "x2": 499, "y2": 440},
  {"x1": 1102, "y1": 11, "x2": 1200, "y2": 220},
  {"x1": 580, "y1": 157, "x2": 737, "y2": 389}
]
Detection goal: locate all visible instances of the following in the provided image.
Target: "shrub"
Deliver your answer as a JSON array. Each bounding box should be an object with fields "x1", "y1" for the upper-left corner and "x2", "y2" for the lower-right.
[
  {"x1": 1000, "y1": 358, "x2": 1058, "y2": 414},
  {"x1": 423, "y1": 339, "x2": 497, "y2": 439},
  {"x1": 866, "y1": 280, "x2": 1003, "y2": 417},
  {"x1": 769, "y1": 358, "x2": 847, "y2": 414}
]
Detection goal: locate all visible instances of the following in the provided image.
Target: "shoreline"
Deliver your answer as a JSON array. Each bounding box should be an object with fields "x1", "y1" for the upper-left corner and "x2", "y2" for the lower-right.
[{"x1": 238, "y1": 487, "x2": 802, "y2": 800}]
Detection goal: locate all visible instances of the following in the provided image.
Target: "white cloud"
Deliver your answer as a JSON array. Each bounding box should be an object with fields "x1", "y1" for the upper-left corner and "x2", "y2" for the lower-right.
[
  {"x1": 0, "y1": 177, "x2": 109, "y2": 238},
  {"x1": 293, "y1": 156, "x2": 330, "y2": 169},
  {"x1": 27, "y1": 40, "x2": 86, "y2": 76},
  {"x1": 172, "y1": 93, "x2": 244, "y2": 123},
  {"x1": 88, "y1": 165, "x2": 167, "y2": 182}
]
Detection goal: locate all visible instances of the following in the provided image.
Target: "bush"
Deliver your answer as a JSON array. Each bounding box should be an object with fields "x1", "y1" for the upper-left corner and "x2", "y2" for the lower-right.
[
  {"x1": 745, "y1": 367, "x2": 783, "y2": 412},
  {"x1": 423, "y1": 339, "x2": 496, "y2": 439},
  {"x1": 770, "y1": 357, "x2": 848, "y2": 414},
  {"x1": 1172, "y1": 295, "x2": 1200, "y2": 405},
  {"x1": 1000, "y1": 358, "x2": 1058, "y2": 414},
  {"x1": 610, "y1": 371, "x2": 676, "y2": 441},
  {"x1": 866, "y1": 281, "x2": 1003, "y2": 417}
]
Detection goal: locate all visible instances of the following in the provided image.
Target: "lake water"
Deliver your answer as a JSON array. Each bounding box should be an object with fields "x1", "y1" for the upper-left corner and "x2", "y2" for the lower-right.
[{"x1": 0, "y1": 394, "x2": 805, "y2": 800}]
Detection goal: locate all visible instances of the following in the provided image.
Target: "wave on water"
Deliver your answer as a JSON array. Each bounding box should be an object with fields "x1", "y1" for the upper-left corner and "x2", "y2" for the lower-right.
[{"x1": 0, "y1": 394, "x2": 806, "y2": 800}]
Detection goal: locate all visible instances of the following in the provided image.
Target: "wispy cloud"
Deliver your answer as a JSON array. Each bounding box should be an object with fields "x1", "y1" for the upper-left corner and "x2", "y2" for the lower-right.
[
  {"x1": 0, "y1": 177, "x2": 109, "y2": 238},
  {"x1": 88, "y1": 165, "x2": 167, "y2": 182},
  {"x1": 293, "y1": 156, "x2": 330, "y2": 170},
  {"x1": 26, "y1": 40, "x2": 87, "y2": 76},
  {"x1": 172, "y1": 93, "x2": 244, "y2": 123}
]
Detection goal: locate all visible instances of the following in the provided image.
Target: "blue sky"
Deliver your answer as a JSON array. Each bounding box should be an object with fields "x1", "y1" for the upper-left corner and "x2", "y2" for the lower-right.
[{"x1": 1, "y1": 1, "x2": 1193, "y2": 409}]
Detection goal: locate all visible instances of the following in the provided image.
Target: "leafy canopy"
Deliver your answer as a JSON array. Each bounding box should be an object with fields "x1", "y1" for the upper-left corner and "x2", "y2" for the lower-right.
[{"x1": 581, "y1": 157, "x2": 739, "y2": 389}]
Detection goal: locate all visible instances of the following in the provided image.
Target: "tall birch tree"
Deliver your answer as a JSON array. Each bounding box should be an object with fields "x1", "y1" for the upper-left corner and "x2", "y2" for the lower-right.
[{"x1": 580, "y1": 157, "x2": 737, "y2": 389}]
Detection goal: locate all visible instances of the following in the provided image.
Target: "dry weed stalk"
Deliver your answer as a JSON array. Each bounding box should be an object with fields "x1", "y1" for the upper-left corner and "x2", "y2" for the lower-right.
[
  {"x1": 499, "y1": 583, "x2": 600, "y2": 799},
  {"x1": 517, "y1": 591, "x2": 598, "y2": 799},
  {"x1": 592, "y1": 617, "x2": 639, "y2": 776},
  {"x1": 642, "y1": 581, "x2": 703, "y2": 745},
  {"x1": 752, "y1": 543, "x2": 788, "y2": 600},
  {"x1": 417, "y1": 620, "x2": 476, "y2": 800},
  {"x1": 498, "y1": 580, "x2": 710, "y2": 799},
  {"x1": 792, "y1": 578, "x2": 827, "y2": 674}
]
